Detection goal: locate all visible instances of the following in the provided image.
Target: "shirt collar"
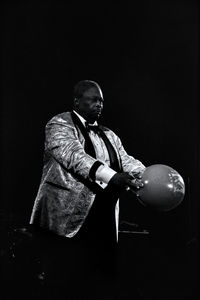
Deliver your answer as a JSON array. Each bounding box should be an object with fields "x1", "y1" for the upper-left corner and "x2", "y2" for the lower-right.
[{"x1": 73, "y1": 110, "x2": 98, "y2": 127}]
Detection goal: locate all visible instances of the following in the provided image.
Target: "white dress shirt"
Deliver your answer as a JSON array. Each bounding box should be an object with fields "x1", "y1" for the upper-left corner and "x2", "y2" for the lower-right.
[
  {"x1": 73, "y1": 110, "x2": 119, "y2": 240},
  {"x1": 73, "y1": 110, "x2": 117, "y2": 188}
]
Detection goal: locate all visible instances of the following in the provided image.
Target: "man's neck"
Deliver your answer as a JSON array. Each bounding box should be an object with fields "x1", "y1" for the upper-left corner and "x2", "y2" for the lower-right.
[{"x1": 73, "y1": 110, "x2": 98, "y2": 126}]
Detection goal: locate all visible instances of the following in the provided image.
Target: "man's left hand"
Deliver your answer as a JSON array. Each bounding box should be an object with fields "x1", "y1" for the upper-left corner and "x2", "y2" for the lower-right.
[{"x1": 126, "y1": 171, "x2": 144, "y2": 195}]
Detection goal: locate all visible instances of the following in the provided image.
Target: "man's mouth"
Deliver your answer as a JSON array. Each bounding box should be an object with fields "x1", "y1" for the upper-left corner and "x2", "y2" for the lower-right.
[
  {"x1": 90, "y1": 110, "x2": 102, "y2": 120},
  {"x1": 95, "y1": 110, "x2": 102, "y2": 114}
]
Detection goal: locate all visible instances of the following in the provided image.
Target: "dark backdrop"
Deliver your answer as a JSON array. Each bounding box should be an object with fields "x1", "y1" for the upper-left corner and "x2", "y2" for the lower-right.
[
  {"x1": 1, "y1": 1, "x2": 199, "y2": 299},
  {"x1": 1, "y1": 0, "x2": 199, "y2": 250}
]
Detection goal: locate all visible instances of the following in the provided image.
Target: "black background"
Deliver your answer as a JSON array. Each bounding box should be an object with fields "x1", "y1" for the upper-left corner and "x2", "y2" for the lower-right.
[{"x1": 1, "y1": 0, "x2": 199, "y2": 299}]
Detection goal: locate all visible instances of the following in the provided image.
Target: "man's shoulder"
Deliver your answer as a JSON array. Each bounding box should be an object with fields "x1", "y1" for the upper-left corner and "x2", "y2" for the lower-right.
[
  {"x1": 47, "y1": 111, "x2": 73, "y2": 125},
  {"x1": 99, "y1": 124, "x2": 109, "y2": 131}
]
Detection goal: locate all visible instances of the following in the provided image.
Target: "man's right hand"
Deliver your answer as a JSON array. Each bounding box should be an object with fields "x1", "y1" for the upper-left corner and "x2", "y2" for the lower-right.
[{"x1": 109, "y1": 172, "x2": 143, "y2": 191}]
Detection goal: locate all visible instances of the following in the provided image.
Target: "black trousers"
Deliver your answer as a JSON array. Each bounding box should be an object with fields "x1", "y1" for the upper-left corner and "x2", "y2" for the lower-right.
[{"x1": 34, "y1": 186, "x2": 119, "y2": 299}]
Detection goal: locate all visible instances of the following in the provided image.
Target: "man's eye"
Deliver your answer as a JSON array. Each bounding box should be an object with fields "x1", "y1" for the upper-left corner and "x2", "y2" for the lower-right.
[{"x1": 93, "y1": 97, "x2": 104, "y2": 102}]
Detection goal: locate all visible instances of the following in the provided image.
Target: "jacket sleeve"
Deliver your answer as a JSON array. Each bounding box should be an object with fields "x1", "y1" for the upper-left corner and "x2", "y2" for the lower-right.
[
  {"x1": 44, "y1": 117, "x2": 99, "y2": 180},
  {"x1": 112, "y1": 132, "x2": 146, "y2": 174}
]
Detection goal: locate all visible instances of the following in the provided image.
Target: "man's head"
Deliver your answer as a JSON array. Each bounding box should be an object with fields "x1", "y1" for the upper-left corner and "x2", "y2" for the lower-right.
[{"x1": 73, "y1": 80, "x2": 104, "y2": 124}]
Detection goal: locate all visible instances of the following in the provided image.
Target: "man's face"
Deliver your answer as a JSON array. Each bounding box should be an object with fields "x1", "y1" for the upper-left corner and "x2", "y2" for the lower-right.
[{"x1": 76, "y1": 86, "x2": 104, "y2": 123}]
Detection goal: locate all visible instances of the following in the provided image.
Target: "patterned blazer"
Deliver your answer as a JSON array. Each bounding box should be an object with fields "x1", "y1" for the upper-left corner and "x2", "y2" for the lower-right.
[{"x1": 30, "y1": 112, "x2": 145, "y2": 237}]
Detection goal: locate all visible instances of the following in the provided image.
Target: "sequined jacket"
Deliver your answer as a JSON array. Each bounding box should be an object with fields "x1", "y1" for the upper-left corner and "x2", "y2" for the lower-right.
[{"x1": 30, "y1": 112, "x2": 145, "y2": 237}]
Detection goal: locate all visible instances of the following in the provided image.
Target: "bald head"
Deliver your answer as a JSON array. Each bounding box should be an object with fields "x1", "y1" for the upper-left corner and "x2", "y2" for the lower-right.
[{"x1": 73, "y1": 80, "x2": 102, "y2": 99}]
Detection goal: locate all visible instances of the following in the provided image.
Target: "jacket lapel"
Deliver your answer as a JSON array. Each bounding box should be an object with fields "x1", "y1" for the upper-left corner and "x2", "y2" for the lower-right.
[
  {"x1": 71, "y1": 111, "x2": 121, "y2": 172},
  {"x1": 71, "y1": 111, "x2": 96, "y2": 158}
]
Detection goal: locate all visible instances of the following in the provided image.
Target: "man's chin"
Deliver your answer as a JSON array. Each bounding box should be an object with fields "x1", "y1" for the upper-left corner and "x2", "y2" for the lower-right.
[
  {"x1": 88, "y1": 113, "x2": 101, "y2": 123},
  {"x1": 88, "y1": 118, "x2": 98, "y2": 124}
]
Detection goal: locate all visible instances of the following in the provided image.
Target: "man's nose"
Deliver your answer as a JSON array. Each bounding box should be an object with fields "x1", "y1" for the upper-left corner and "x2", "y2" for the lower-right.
[{"x1": 96, "y1": 100, "x2": 103, "y2": 108}]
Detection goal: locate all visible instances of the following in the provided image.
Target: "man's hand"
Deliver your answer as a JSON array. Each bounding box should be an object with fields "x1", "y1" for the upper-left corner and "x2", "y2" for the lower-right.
[
  {"x1": 109, "y1": 172, "x2": 144, "y2": 192},
  {"x1": 130, "y1": 170, "x2": 143, "y2": 180}
]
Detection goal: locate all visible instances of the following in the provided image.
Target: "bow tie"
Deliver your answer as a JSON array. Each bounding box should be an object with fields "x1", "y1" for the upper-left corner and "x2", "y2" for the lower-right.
[{"x1": 85, "y1": 123, "x2": 100, "y2": 134}]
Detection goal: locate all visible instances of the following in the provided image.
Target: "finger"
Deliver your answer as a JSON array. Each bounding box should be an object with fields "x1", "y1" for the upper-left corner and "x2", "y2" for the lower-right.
[
  {"x1": 129, "y1": 179, "x2": 144, "y2": 189},
  {"x1": 137, "y1": 181, "x2": 144, "y2": 187},
  {"x1": 128, "y1": 180, "x2": 139, "y2": 190},
  {"x1": 134, "y1": 178, "x2": 144, "y2": 187},
  {"x1": 134, "y1": 173, "x2": 142, "y2": 179},
  {"x1": 126, "y1": 173, "x2": 135, "y2": 180},
  {"x1": 128, "y1": 188, "x2": 139, "y2": 196}
]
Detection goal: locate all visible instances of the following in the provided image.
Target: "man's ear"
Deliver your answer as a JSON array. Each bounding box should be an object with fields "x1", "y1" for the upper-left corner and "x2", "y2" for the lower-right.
[{"x1": 74, "y1": 98, "x2": 79, "y2": 108}]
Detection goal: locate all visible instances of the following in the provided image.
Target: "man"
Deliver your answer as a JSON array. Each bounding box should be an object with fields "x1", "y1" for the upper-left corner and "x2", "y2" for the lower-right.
[{"x1": 30, "y1": 80, "x2": 145, "y2": 298}]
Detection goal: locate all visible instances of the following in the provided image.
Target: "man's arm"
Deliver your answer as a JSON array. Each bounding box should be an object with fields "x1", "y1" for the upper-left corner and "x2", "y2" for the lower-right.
[
  {"x1": 100, "y1": 131, "x2": 146, "y2": 191},
  {"x1": 92, "y1": 130, "x2": 146, "y2": 190},
  {"x1": 45, "y1": 117, "x2": 102, "y2": 180},
  {"x1": 45, "y1": 116, "x2": 144, "y2": 191},
  {"x1": 112, "y1": 133, "x2": 146, "y2": 175}
]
